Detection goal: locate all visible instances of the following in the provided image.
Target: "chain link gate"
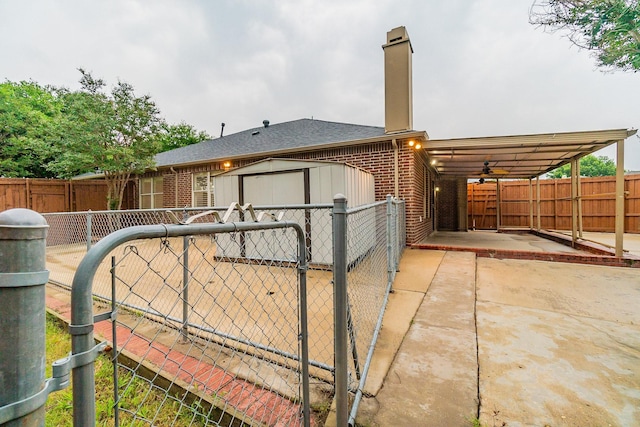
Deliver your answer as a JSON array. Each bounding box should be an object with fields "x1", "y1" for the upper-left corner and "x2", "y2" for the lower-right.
[{"x1": 69, "y1": 209, "x2": 313, "y2": 427}]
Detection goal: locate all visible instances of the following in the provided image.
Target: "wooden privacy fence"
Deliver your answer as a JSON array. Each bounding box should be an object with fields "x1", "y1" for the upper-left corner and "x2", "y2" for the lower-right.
[
  {"x1": 0, "y1": 178, "x2": 113, "y2": 213},
  {"x1": 468, "y1": 174, "x2": 640, "y2": 233}
]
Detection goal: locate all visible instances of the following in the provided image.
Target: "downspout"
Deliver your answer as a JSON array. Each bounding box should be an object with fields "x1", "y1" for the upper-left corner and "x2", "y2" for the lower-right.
[
  {"x1": 392, "y1": 138, "x2": 399, "y2": 198},
  {"x1": 170, "y1": 167, "x2": 178, "y2": 208}
]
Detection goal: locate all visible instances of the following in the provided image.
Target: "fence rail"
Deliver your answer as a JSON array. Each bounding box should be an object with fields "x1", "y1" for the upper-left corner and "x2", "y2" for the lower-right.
[
  {"x1": 468, "y1": 175, "x2": 640, "y2": 232},
  {"x1": 1, "y1": 196, "x2": 407, "y2": 425}
]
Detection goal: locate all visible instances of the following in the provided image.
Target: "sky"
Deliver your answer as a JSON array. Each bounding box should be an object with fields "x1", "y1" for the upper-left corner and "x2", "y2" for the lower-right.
[{"x1": 1, "y1": 0, "x2": 639, "y2": 169}]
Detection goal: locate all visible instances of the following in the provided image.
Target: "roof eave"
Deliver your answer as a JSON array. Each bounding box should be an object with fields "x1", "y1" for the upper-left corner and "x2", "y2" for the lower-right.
[
  {"x1": 427, "y1": 128, "x2": 633, "y2": 150},
  {"x1": 155, "y1": 130, "x2": 428, "y2": 170}
]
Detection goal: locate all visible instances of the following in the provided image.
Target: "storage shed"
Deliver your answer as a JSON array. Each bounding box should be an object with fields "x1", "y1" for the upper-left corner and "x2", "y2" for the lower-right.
[{"x1": 213, "y1": 158, "x2": 376, "y2": 264}]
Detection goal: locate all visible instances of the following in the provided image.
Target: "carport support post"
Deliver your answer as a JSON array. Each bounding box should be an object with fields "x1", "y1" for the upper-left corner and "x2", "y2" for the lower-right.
[
  {"x1": 615, "y1": 140, "x2": 625, "y2": 257},
  {"x1": 577, "y1": 161, "x2": 583, "y2": 238},
  {"x1": 571, "y1": 159, "x2": 578, "y2": 247},
  {"x1": 332, "y1": 194, "x2": 348, "y2": 427},
  {"x1": 495, "y1": 178, "x2": 501, "y2": 230},
  {"x1": 528, "y1": 178, "x2": 534, "y2": 229},
  {"x1": 0, "y1": 209, "x2": 49, "y2": 426},
  {"x1": 536, "y1": 176, "x2": 541, "y2": 231}
]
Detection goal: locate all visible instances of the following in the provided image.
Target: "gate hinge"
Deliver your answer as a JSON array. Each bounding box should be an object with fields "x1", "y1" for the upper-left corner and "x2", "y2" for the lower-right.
[{"x1": 0, "y1": 341, "x2": 107, "y2": 424}]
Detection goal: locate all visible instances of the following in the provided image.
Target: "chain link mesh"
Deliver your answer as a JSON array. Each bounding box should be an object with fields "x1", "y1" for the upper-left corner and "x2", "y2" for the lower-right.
[
  {"x1": 42, "y1": 199, "x2": 406, "y2": 425},
  {"x1": 343, "y1": 202, "x2": 389, "y2": 391},
  {"x1": 97, "y1": 228, "x2": 314, "y2": 426}
]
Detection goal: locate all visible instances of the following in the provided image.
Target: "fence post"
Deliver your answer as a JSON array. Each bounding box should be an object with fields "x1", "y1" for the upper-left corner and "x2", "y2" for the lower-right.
[
  {"x1": 182, "y1": 211, "x2": 190, "y2": 342},
  {"x1": 394, "y1": 200, "x2": 398, "y2": 268},
  {"x1": 332, "y1": 194, "x2": 348, "y2": 427},
  {"x1": 0, "y1": 208, "x2": 49, "y2": 426},
  {"x1": 386, "y1": 195, "x2": 394, "y2": 287},
  {"x1": 86, "y1": 210, "x2": 92, "y2": 251}
]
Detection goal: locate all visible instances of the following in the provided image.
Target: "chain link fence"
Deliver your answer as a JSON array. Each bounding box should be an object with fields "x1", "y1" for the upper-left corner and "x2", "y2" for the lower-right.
[
  {"x1": 28, "y1": 197, "x2": 405, "y2": 426},
  {"x1": 341, "y1": 196, "x2": 405, "y2": 425},
  {"x1": 44, "y1": 205, "x2": 336, "y2": 375}
]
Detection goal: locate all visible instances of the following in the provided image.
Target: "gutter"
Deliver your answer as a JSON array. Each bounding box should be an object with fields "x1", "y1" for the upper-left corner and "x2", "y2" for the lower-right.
[
  {"x1": 170, "y1": 167, "x2": 178, "y2": 207},
  {"x1": 154, "y1": 130, "x2": 429, "y2": 170}
]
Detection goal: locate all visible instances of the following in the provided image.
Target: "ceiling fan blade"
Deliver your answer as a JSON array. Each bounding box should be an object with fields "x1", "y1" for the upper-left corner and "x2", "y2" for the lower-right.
[{"x1": 492, "y1": 169, "x2": 510, "y2": 175}]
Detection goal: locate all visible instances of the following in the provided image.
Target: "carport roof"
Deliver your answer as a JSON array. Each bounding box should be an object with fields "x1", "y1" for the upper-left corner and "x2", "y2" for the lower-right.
[{"x1": 426, "y1": 128, "x2": 637, "y2": 179}]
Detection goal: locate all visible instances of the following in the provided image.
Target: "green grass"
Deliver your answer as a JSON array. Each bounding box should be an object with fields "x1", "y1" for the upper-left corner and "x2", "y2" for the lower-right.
[{"x1": 45, "y1": 314, "x2": 209, "y2": 427}]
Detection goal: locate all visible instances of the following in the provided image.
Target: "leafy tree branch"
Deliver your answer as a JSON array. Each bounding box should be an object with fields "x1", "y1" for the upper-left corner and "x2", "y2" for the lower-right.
[
  {"x1": 530, "y1": 0, "x2": 640, "y2": 72},
  {"x1": 547, "y1": 154, "x2": 618, "y2": 178},
  {"x1": 52, "y1": 69, "x2": 163, "y2": 209}
]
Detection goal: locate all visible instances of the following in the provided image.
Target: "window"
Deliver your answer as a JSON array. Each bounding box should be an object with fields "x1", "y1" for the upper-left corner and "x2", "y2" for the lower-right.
[
  {"x1": 140, "y1": 177, "x2": 163, "y2": 209},
  {"x1": 192, "y1": 172, "x2": 215, "y2": 207}
]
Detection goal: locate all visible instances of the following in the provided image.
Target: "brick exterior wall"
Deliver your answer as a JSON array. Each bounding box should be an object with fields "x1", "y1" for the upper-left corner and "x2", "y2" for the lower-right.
[
  {"x1": 434, "y1": 177, "x2": 468, "y2": 231},
  {"x1": 141, "y1": 140, "x2": 437, "y2": 244},
  {"x1": 436, "y1": 178, "x2": 459, "y2": 231},
  {"x1": 409, "y1": 152, "x2": 434, "y2": 243}
]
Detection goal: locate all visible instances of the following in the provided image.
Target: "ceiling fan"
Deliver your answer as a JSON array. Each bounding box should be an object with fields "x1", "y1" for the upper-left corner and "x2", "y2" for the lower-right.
[{"x1": 480, "y1": 161, "x2": 509, "y2": 177}]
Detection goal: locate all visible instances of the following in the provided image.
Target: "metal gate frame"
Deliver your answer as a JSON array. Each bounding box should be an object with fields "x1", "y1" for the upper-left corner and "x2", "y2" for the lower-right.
[{"x1": 69, "y1": 219, "x2": 311, "y2": 427}]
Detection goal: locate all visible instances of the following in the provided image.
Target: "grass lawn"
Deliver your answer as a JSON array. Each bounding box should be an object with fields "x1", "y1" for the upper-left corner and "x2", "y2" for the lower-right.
[{"x1": 45, "y1": 314, "x2": 208, "y2": 427}]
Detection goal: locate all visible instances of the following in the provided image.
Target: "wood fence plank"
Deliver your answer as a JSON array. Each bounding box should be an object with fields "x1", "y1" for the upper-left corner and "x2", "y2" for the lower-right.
[
  {"x1": 0, "y1": 178, "x2": 133, "y2": 213},
  {"x1": 467, "y1": 175, "x2": 640, "y2": 233}
]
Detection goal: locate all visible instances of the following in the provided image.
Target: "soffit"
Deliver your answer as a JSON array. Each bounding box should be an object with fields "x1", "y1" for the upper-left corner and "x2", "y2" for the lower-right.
[{"x1": 426, "y1": 129, "x2": 636, "y2": 179}]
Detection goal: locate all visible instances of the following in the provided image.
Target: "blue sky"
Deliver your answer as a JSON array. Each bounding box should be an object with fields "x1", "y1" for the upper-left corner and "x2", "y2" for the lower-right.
[{"x1": 1, "y1": 0, "x2": 638, "y2": 169}]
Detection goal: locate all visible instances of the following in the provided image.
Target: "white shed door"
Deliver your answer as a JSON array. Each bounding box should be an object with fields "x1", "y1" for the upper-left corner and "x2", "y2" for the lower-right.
[
  {"x1": 241, "y1": 171, "x2": 306, "y2": 261},
  {"x1": 243, "y1": 171, "x2": 305, "y2": 205}
]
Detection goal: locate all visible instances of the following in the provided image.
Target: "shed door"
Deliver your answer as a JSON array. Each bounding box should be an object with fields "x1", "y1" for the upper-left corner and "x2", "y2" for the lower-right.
[
  {"x1": 242, "y1": 171, "x2": 305, "y2": 205},
  {"x1": 241, "y1": 171, "x2": 307, "y2": 261}
]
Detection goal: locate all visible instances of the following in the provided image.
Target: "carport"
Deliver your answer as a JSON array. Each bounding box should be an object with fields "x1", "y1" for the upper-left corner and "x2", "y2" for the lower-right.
[{"x1": 425, "y1": 128, "x2": 637, "y2": 256}]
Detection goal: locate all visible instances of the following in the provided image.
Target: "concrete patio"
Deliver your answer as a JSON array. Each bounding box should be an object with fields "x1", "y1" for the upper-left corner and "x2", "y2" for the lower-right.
[{"x1": 354, "y1": 243, "x2": 640, "y2": 426}]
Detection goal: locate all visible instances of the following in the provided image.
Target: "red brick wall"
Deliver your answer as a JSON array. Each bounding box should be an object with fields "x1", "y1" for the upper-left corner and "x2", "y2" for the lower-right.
[
  {"x1": 145, "y1": 140, "x2": 436, "y2": 244},
  {"x1": 407, "y1": 153, "x2": 435, "y2": 243},
  {"x1": 436, "y1": 178, "x2": 460, "y2": 231}
]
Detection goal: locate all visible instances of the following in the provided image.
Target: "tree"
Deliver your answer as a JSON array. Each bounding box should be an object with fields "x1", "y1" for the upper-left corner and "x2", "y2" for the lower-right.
[
  {"x1": 51, "y1": 69, "x2": 163, "y2": 209},
  {"x1": 0, "y1": 81, "x2": 62, "y2": 177},
  {"x1": 158, "y1": 121, "x2": 211, "y2": 152},
  {"x1": 530, "y1": 0, "x2": 640, "y2": 72},
  {"x1": 547, "y1": 154, "x2": 617, "y2": 178}
]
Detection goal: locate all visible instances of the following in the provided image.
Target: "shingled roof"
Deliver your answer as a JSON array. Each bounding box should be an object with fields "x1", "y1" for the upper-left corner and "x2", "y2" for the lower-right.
[{"x1": 155, "y1": 118, "x2": 388, "y2": 168}]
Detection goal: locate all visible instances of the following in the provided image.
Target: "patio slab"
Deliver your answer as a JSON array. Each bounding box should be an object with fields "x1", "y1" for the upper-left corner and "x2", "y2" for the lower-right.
[
  {"x1": 356, "y1": 251, "x2": 478, "y2": 427},
  {"x1": 357, "y1": 250, "x2": 640, "y2": 427},
  {"x1": 476, "y1": 258, "x2": 640, "y2": 426},
  {"x1": 419, "y1": 230, "x2": 583, "y2": 253}
]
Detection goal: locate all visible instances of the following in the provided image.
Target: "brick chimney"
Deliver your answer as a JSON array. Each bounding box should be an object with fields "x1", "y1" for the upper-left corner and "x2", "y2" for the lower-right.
[{"x1": 382, "y1": 26, "x2": 413, "y2": 134}]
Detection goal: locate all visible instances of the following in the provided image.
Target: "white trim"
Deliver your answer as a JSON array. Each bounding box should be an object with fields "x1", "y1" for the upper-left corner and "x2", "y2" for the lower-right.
[{"x1": 192, "y1": 172, "x2": 215, "y2": 207}]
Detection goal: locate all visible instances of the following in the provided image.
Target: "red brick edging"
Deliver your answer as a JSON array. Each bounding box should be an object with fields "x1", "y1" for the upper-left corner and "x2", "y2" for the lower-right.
[
  {"x1": 411, "y1": 243, "x2": 640, "y2": 268},
  {"x1": 45, "y1": 294, "x2": 314, "y2": 426}
]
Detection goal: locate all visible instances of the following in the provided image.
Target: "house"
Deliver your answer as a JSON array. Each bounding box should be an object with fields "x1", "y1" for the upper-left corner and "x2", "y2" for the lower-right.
[
  {"x1": 139, "y1": 26, "x2": 436, "y2": 244},
  {"x1": 136, "y1": 26, "x2": 635, "y2": 248}
]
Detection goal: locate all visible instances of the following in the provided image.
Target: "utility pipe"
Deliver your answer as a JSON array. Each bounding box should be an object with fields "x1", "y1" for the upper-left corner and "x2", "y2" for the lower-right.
[{"x1": 392, "y1": 139, "x2": 399, "y2": 198}]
